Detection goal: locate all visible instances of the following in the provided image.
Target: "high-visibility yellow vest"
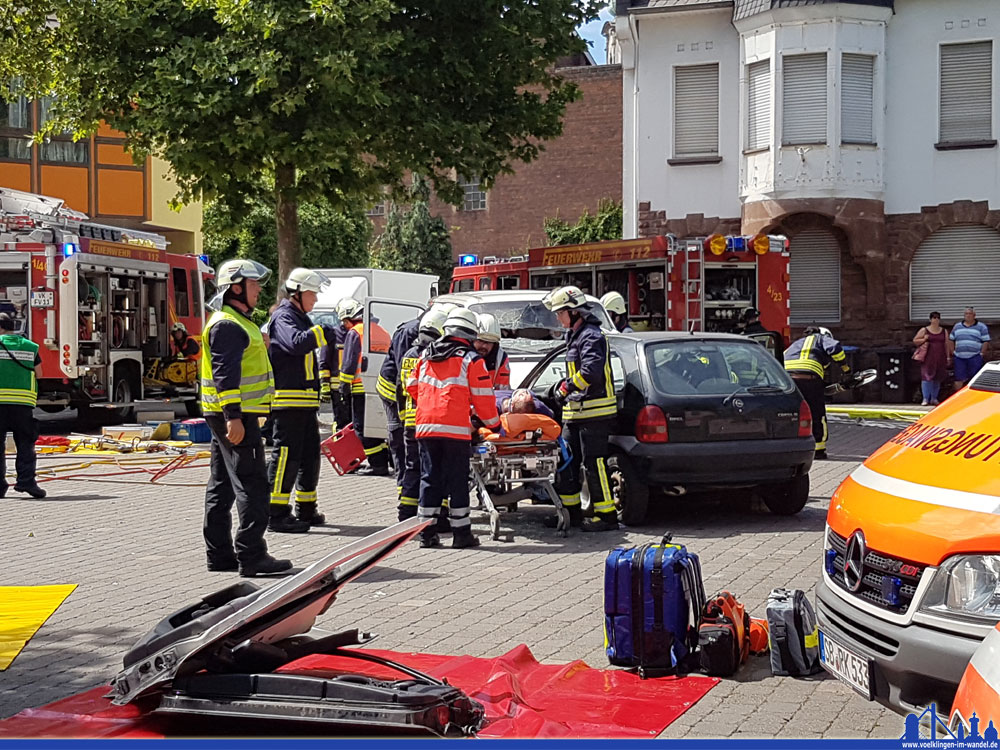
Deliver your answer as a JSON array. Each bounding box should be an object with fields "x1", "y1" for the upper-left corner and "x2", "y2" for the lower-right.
[
  {"x1": 199, "y1": 306, "x2": 274, "y2": 415},
  {"x1": 0, "y1": 334, "x2": 38, "y2": 407}
]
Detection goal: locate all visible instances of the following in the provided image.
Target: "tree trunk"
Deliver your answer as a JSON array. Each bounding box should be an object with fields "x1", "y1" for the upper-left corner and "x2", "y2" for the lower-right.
[{"x1": 274, "y1": 163, "x2": 301, "y2": 285}]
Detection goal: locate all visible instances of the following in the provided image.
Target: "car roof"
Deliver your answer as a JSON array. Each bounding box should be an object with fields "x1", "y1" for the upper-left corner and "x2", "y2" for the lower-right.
[
  {"x1": 609, "y1": 331, "x2": 769, "y2": 344},
  {"x1": 435, "y1": 290, "x2": 603, "y2": 305}
]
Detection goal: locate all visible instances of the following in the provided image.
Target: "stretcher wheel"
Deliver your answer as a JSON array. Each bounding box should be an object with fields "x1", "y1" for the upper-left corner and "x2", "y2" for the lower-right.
[{"x1": 489, "y1": 510, "x2": 501, "y2": 541}]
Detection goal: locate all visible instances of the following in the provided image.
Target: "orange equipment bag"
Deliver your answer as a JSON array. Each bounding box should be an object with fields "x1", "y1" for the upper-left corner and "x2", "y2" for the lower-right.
[
  {"x1": 482, "y1": 413, "x2": 562, "y2": 443},
  {"x1": 749, "y1": 617, "x2": 770, "y2": 655},
  {"x1": 320, "y1": 424, "x2": 366, "y2": 476},
  {"x1": 697, "y1": 591, "x2": 751, "y2": 677}
]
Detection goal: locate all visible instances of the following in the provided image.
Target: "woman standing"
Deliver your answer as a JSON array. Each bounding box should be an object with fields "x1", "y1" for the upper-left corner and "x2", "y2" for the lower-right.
[{"x1": 913, "y1": 312, "x2": 949, "y2": 405}]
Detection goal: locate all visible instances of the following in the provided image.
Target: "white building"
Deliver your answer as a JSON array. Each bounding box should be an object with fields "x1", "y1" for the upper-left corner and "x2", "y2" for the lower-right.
[{"x1": 615, "y1": 0, "x2": 1000, "y2": 344}]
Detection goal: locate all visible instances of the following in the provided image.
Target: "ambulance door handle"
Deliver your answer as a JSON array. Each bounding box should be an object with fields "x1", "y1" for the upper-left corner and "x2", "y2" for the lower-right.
[{"x1": 361, "y1": 355, "x2": 369, "y2": 373}]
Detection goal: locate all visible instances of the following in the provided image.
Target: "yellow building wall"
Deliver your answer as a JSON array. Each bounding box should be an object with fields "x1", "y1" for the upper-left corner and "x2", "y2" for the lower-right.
[{"x1": 147, "y1": 157, "x2": 203, "y2": 255}]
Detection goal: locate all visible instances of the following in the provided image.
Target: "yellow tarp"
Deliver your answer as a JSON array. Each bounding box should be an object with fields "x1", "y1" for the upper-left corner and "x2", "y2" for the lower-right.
[{"x1": 0, "y1": 584, "x2": 77, "y2": 670}]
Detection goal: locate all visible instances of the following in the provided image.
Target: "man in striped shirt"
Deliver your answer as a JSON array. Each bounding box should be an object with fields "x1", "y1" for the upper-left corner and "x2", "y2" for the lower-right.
[{"x1": 949, "y1": 307, "x2": 990, "y2": 388}]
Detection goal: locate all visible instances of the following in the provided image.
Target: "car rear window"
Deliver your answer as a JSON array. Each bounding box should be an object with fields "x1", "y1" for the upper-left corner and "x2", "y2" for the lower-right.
[
  {"x1": 646, "y1": 340, "x2": 794, "y2": 396},
  {"x1": 466, "y1": 300, "x2": 614, "y2": 355}
]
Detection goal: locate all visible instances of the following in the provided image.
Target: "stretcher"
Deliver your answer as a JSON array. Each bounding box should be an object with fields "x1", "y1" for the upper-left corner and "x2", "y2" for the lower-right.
[{"x1": 470, "y1": 414, "x2": 569, "y2": 540}]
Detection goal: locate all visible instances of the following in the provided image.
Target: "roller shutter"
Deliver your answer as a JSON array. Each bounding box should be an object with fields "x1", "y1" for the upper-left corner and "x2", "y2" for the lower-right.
[
  {"x1": 940, "y1": 42, "x2": 993, "y2": 144},
  {"x1": 789, "y1": 228, "x2": 840, "y2": 324},
  {"x1": 674, "y1": 63, "x2": 719, "y2": 157},
  {"x1": 910, "y1": 225, "x2": 1000, "y2": 320},
  {"x1": 747, "y1": 60, "x2": 771, "y2": 151},
  {"x1": 783, "y1": 53, "x2": 828, "y2": 145},
  {"x1": 842, "y1": 54, "x2": 875, "y2": 145}
]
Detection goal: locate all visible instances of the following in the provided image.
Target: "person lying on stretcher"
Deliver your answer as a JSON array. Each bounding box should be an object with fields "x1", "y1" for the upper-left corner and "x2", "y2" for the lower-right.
[
  {"x1": 495, "y1": 388, "x2": 555, "y2": 419},
  {"x1": 477, "y1": 411, "x2": 562, "y2": 443}
]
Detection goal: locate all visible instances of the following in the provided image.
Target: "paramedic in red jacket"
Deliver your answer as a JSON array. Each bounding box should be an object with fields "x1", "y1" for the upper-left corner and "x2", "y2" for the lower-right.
[
  {"x1": 473, "y1": 312, "x2": 511, "y2": 388},
  {"x1": 407, "y1": 307, "x2": 500, "y2": 549}
]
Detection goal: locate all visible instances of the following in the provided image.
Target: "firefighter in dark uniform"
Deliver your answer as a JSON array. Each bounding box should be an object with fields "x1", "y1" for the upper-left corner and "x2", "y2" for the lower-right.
[
  {"x1": 396, "y1": 305, "x2": 450, "y2": 521},
  {"x1": 266, "y1": 268, "x2": 339, "y2": 533},
  {"x1": 543, "y1": 285, "x2": 619, "y2": 532},
  {"x1": 200, "y1": 259, "x2": 292, "y2": 577},
  {"x1": 0, "y1": 312, "x2": 45, "y2": 498},
  {"x1": 337, "y1": 298, "x2": 391, "y2": 475},
  {"x1": 741, "y1": 307, "x2": 767, "y2": 335},
  {"x1": 377, "y1": 314, "x2": 422, "y2": 488},
  {"x1": 319, "y1": 321, "x2": 348, "y2": 429},
  {"x1": 784, "y1": 326, "x2": 851, "y2": 460}
]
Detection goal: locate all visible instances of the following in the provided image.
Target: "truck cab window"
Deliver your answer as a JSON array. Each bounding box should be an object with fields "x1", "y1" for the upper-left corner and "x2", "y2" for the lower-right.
[{"x1": 172, "y1": 268, "x2": 190, "y2": 317}]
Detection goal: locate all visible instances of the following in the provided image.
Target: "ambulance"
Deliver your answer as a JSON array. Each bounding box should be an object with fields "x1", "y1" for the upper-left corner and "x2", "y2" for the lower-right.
[{"x1": 817, "y1": 362, "x2": 1000, "y2": 714}]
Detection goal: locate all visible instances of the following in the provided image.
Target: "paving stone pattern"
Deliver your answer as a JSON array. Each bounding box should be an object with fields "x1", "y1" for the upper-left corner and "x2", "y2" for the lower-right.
[{"x1": 1, "y1": 419, "x2": 905, "y2": 739}]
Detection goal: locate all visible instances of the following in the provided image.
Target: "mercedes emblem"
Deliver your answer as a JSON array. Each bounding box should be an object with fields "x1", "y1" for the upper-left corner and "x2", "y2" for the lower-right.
[{"x1": 843, "y1": 531, "x2": 867, "y2": 592}]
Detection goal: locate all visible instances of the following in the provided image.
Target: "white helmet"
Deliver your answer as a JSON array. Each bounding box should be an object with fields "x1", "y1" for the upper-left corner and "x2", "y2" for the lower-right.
[
  {"x1": 476, "y1": 312, "x2": 501, "y2": 343},
  {"x1": 543, "y1": 285, "x2": 588, "y2": 312},
  {"x1": 443, "y1": 307, "x2": 479, "y2": 341},
  {"x1": 336, "y1": 298, "x2": 363, "y2": 321},
  {"x1": 285, "y1": 267, "x2": 330, "y2": 295},
  {"x1": 209, "y1": 259, "x2": 271, "y2": 310},
  {"x1": 600, "y1": 291, "x2": 627, "y2": 316},
  {"x1": 419, "y1": 306, "x2": 449, "y2": 338},
  {"x1": 170, "y1": 321, "x2": 187, "y2": 334},
  {"x1": 818, "y1": 326, "x2": 833, "y2": 338}
]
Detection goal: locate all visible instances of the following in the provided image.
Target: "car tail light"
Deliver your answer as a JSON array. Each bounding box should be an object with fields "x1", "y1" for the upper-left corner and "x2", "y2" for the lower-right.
[
  {"x1": 798, "y1": 400, "x2": 813, "y2": 437},
  {"x1": 636, "y1": 405, "x2": 668, "y2": 443}
]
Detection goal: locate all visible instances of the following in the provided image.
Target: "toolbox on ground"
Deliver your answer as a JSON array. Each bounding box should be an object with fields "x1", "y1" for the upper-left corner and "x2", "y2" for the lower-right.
[
  {"x1": 102, "y1": 424, "x2": 152, "y2": 441},
  {"x1": 604, "y1": 534, "x2": 706, "y2": 677},
  {"x1": 110, "y1": 519, "x2": 484, "y2": 737},
  {"x1": 321, "y1": 424, "x2": 366, "y2": 475},
  {"x1": 171, "y1": 419, "x2": 211, "y2": 443}
]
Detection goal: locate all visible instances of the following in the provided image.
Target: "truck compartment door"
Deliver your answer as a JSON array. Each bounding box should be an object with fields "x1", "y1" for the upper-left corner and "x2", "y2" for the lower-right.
[{"x1": 361, "y1": 298, "x2": 425, "y2": 440}]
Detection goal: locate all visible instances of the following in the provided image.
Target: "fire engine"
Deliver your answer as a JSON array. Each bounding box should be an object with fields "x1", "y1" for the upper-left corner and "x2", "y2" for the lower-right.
[
  {"x1": 450, "y1": 233, "x2": 791, "y2": 342},
  {"x1": 0, "y1": 187, "x2": 213, "y2": 418}
]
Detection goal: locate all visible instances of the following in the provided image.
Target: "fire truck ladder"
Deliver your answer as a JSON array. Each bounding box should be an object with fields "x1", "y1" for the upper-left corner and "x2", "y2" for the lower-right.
[{"x1": 682, "y1": 239, "x2": 704, "y2": 333}]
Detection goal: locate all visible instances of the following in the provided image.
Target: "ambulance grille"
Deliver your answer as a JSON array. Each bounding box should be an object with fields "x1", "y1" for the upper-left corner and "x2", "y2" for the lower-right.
[
  {"x1": 970, "y1": 366, "x2": 1000, "y2": 392},
  {"x1": 826, "y1": 530, "x2": 924, "y2": 614}
]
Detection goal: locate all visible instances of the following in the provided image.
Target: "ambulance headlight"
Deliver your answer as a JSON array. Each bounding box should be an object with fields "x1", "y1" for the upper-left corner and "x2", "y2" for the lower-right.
[{"x1": 920, "y1": 555, "x2": 1000, "y2": 622}]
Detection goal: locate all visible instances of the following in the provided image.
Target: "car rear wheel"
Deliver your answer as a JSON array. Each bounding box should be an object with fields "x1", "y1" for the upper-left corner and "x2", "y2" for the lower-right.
[
  {"x1": 760, "y1": 474, "x2": 809, "y2": 516},
  {"x1": 608, "y1": 454, "x2": 649, "y2": 526}
]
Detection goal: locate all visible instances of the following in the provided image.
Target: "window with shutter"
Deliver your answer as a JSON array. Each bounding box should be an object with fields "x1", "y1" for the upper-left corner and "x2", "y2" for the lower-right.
[
  {"x1": 910, "y1": 225, "x2": 1000, "y2": 320},
  {"x1": 674, "y1": 63, "x2": 719, "y2": 158},
  {"x1": 747, "y1": 60, "x2": 771, "y2": 151},
  {"x1": 939, "y1": 42, "x2": 993, "y2": 145},
  {"x1": 782, "y1": 53, "x2": 828, "y2": 146},
  {"x1": 841, "y1": 54, "x2": 875, "y2": 145},
  {"x1": 789, "y1": 228, "x2": 840, "y2": 324}
]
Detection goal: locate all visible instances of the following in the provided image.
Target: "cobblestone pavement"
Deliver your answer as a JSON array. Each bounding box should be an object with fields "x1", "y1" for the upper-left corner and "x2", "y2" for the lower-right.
[{"x1": 1, "y1": 416, "x2": 906, "y2": 738}]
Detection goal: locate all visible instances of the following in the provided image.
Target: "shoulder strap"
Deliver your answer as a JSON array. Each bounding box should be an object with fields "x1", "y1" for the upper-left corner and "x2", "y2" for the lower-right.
[{"x1": 0, "y1": 338, "x2": 35, "y2": 372}]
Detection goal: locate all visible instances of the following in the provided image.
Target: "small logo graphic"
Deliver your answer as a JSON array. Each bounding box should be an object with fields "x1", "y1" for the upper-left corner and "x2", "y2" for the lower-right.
[
  {"x1": 844, "y1": 530, "x2": 866, "y2": 592},
  {"x1": 900, "y1": 704, "x2": 999, "y2": 747}
]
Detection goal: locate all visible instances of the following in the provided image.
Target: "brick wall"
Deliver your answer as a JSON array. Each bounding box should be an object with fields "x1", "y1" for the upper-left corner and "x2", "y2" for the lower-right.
[{"x1": 371, "y1": 64, "x2": 623, "y2": 257}]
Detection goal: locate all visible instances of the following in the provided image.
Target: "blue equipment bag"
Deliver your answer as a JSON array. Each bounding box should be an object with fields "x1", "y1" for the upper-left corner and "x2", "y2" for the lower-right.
[{"x1": 604, "y1": 534, "x2": 706, "y2": 678}]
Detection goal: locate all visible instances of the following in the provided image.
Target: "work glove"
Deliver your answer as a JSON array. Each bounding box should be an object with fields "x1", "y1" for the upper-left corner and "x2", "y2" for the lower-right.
[
  {"x1": 320, "y1": 379, "x2": 331, "y2": 399},
  {"x1": 553, "y1": 380, "x2": 572, "y2": 406},
  {"x1": 497, "y1": 426, "x2": 507, "y2": 438},
  {"x1": 339, "y1": 381, "x2": 352, "y2": 400}
]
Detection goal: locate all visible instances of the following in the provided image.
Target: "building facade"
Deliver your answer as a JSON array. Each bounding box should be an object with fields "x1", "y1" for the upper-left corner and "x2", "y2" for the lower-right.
[
  {"x1": 615, "y1": 0, "x2": 1000, "y2": 346},
  {"x1": 0, "y1": 96, "x2": 202, "y2": 253},
  {"x1": 370, "y1": 62, "x2": 623, "y2": 259}
]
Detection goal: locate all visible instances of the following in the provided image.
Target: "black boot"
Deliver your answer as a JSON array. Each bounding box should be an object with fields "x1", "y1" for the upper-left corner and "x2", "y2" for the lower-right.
[
  {"x1": 543, "y1": 504, "x2": 583, "y2": 529},
  {"x1": 582, "y1": 511, "x2": 620, "y2": 532},
  {"x1": 295, "y1": 503, "x2": 326, "y2": 526},
  {"x1": 398, "y1": 505, "x2": 418, "y2": 522},
  {"x1": 815, "y1": 449, "x2": 828, "y2": 460},
  {"x1": 14, "y1": 483, "x2": 46, "y2": 499},
  {"x1": 451, "y1": 528, "x2": 481, "y2": 549},
  {"x1": 239, "y1": 554, "x2": 294, "y2": 577},
  {"x1": 419, "y1": 532, "x2": 442, "y2": 548},
  {"x1": 436, "y1": 514, "x2": 452, "y2": 534},
  {"x1": 268, "y1": 507, "x2": 310, "y2": 534},
  {"x1": 207, "y1": 555, "x2": 239, "y2": 572}
]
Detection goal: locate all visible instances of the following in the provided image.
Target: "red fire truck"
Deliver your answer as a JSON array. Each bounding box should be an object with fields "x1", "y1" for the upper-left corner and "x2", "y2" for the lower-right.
[
  {"x1": 0, "y1": 187, "x2": 212, "y2": 418},
  {"x1": 450, "y1": 233, "x2": 791, "y2": 342}
]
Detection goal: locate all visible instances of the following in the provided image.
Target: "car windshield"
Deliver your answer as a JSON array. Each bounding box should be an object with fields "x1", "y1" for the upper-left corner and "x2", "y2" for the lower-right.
[
  {"x1": 646, "y1": 340, "x2": 794, "y2": 396},
  {"x1": 465, "y1": 300, "x2": 612, "y2": 355}
]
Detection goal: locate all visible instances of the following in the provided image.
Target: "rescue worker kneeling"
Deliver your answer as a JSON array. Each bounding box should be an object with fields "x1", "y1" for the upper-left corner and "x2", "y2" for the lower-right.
[
  {"x1": 543, "y1": 285, "x2": 619, "y2": 532},
  {"x1": 784, "y1": 325, "x2": 851, "y2": 460},
  {"x1": 407, "y1": 307, "x2": 501, "y2": 549},
  {"x1": 266, "y1": 268, "x2": 338, "y2": 533}
]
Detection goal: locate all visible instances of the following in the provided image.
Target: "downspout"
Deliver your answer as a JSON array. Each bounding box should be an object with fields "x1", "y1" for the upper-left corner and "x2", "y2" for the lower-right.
[{"x1": 629, "y1": 13, "x2": 640, "y2": 239}]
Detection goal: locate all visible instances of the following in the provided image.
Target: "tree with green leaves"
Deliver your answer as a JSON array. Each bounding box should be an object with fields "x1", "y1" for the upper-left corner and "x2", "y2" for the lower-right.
[
  {"x1": 204, "y1": 194, "x2": 372, "y2": 313},
  {"x1": 371, "y1": 181, "x2": 454, "y2": 287},
  {"x1": 1, "y1": 0, "x2": 600, "y2": 281},
  {"x1": 544, "y1": 199, "x2": 623, "y2": 246}
]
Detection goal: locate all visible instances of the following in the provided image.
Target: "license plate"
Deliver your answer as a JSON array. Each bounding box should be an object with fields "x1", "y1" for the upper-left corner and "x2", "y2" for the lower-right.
[{"x1": 819, "y1": 629, "x2": 873, "y2": 700}]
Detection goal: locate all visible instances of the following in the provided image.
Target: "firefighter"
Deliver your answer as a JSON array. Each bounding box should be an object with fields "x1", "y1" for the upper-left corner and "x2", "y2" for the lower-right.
[
  {"x1": 337, "y1": 298, "x2": 391, "y2": 475},
  {"x1": 473, "y1": 312, "x2": 510, "y2": 388},
  {"x1": 266, "y1": 268, "x2": 339, "y2": 533},
  {"x1": 0, "y1": 312, "x2": 45, "y2": 499},
  {"x1": 407, "y1": 308, "x2": 500, "y2": 549},
  {"x1": 171, "y1": 322, "x2": 201, "y2": 359},
  {"x1": 600, "y1": 291, "x2": 633, "y2": 333},
  {"x1": 543, "y1": 285, "x2": 619, "y2": 532},
  {"x1": 740, "y1": 307, "x2": 767, "y2": 335},
  {"x1": 784, "y1": 326, "x2": 851, "y2": 460},
  {"x1": 200, "y1": 259, "x2": 292, "y2": 577},
  {"x1": 377, "y1": 314, "x2": 423, "y2": 489},
  {"x1": 396, "y1": 305, "x2": 450, "y2": 521}
]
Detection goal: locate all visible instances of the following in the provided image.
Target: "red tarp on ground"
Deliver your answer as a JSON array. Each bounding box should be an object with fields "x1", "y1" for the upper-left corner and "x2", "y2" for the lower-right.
[{"x1": 0, "y1": 645, "x2": 718, "y2": 739}]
